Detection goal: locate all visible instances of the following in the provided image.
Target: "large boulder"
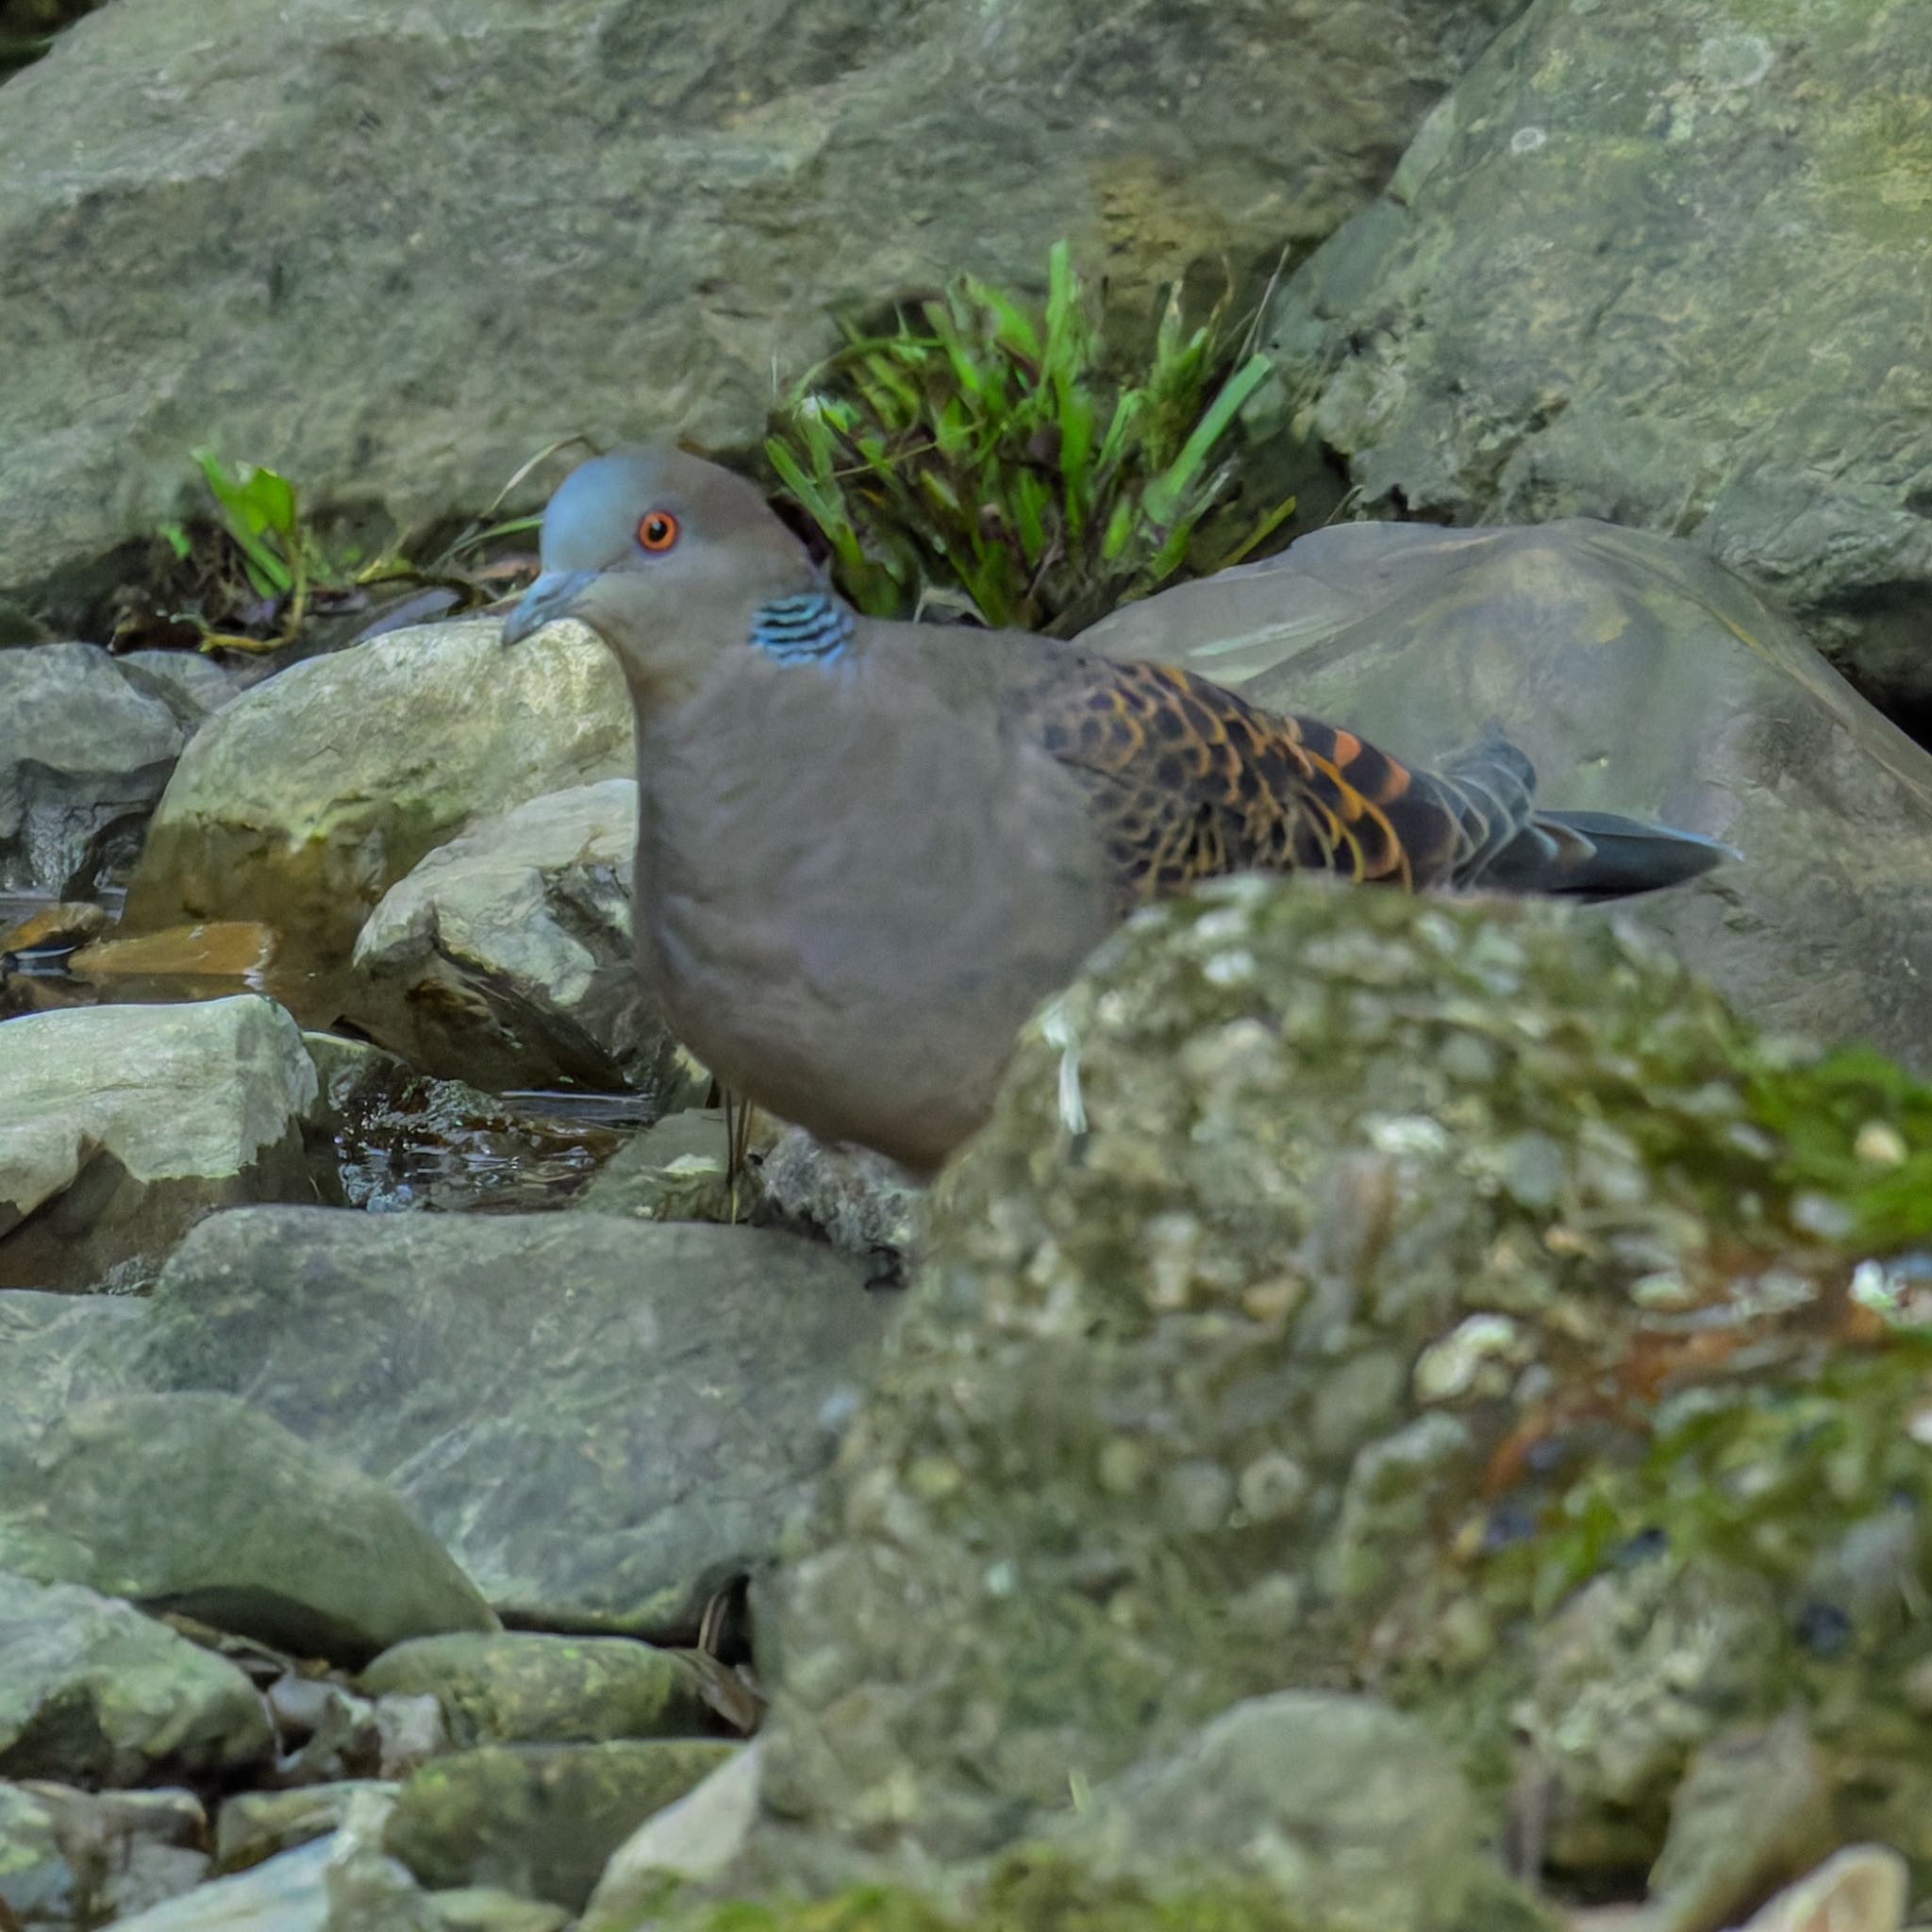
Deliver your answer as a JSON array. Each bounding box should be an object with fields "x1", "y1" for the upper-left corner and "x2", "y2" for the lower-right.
[
  {"x1": 1250, "y1": 0, "x2": 1932, "y2": 711},
  {"x1": 0, "y1": 994, "x2": 323, "y2": 1291},
  {"x1": 1082, "y1": 516, "x2": 1932, "y2": 1065},
  {"x1": 0, "y1": 0, "x2": 1517, "y2": 628},
  {"x1": 130, "y1": 1209, "x2": 891, "y2": 1638}
]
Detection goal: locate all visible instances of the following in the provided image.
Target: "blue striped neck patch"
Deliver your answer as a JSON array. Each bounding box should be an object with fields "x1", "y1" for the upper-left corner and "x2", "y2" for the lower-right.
[{"x1": 749, "y1": 589, "x2": 855, "y2": 664}]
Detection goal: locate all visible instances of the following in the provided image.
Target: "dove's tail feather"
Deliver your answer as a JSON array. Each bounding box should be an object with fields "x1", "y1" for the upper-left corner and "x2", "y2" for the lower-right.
[{"x1": 1481, "y1": 808, "x2": 1737, "y2": 900}]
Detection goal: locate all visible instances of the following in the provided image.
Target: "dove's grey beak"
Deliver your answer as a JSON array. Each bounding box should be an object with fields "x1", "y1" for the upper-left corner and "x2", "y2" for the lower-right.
[{"x1": 502, "y1": 569, "x2": 595, "y2": 646}]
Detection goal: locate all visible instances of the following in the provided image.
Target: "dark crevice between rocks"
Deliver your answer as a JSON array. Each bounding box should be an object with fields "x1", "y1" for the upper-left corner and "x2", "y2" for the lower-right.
[{"x1": 0, "y1": 0, "x2": 103, "y2": 82}]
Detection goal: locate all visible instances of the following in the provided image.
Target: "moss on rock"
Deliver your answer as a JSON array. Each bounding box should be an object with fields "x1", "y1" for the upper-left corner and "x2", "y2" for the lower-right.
[{"x1": 757, "y1": 880, "x2": 1932, "y2": 1891}]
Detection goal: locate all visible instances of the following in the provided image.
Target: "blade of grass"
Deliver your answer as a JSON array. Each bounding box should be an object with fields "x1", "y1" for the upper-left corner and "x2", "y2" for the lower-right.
[{"x1": 1140, "y1": 353, "x2": 1273, "y2": 525}]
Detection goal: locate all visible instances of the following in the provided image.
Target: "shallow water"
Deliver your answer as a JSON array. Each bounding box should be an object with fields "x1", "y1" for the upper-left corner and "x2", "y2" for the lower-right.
[{"x1": 2, "y1": 890, "x2": 646, "y2": 1216}]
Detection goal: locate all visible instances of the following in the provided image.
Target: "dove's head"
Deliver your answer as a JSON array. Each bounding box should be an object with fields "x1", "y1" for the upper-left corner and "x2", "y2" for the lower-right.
[{"x1": 503, "y1": 445, "x2": 820, "y2": 704}]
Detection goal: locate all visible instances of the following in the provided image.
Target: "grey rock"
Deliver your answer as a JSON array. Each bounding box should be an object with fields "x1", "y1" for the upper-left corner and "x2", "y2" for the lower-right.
[
  {"x1": 347, "y1": 779, "x2": 675, "y2": 1092},
  {"x1": 383, "y1": 1740, "x2": 737, "y2": 1909},
  {"x1": 574, "y1": 1109, "x2": 738, "y2": 1226},
  {"x1": 0, "y1": 641, "x2": 188, "y2": 896},
  {"x1": 133, "y1": 1208, "x2": 891, "y2": 1636},
  {"x1": 0, "y1": 1393, "x2": 497, "y2": 1665},
  {"x1": 122, "y1": 617, "x2": 631, "y2": 977},
  {"x1": 1083, "y1": 516, "x2": 1932, "y2": 1065},
  {"x1": 1648, "y1": 1714, "x2": 1836, "y2": 1932},
  {"x1": 358, "y1": 1632, "x2": 719, "y2": 1749},
  {"x1": 0, "y1": 994, "x2": 322, "y2": 1291},
  {"x1": 0, "y1": 1291, "x2": 147, "y2": 1435},
  {"x1": 425, "y1": 1889, "x2": 571, "y2": 1932},
  {"x1": 216, "y1": 1783, "x2": 399, "y2": 1876},
  {"x1": 0, "y1": 0, "x2": 1515, "y2": 625},
  {"x1": 250, "y1": 1675, "x2": 448, "y2": 1788},
  {"x1": 114, "y1": 1793, "x2": 441, "y2": 1932},
  {"x1": 1251, "y1": 0, "x2": 1932, "y2": 708},
  {"x1": 0, "y1": 641, "x2": 185, "y2": 894},
  {"x1": 579, "y1": 1742, "x2": 765, "y2": 1932},
  {"x1": 118, "y1": 650, "x2": 246, "y2": 729},
  {"x1": 109, "y1": 1836, "x2": 334, "y2": 1932},
  {"x1": 0, "y1": 1572, "x2": 270, "y2": 1785},
  {"x1": 0, "y1": 1780, "x2": 209, "y2": 1930},
  {"x1": 1061, "y1": 1691, "x2": 1545, "y2": 1932}
]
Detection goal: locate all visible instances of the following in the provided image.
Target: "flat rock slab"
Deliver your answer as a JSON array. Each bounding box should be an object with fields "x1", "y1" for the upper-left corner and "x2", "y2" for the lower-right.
[
  {"x1": 0, "y1": 994, "x2": 321, "y2": 1291},
  {"x1": 0, "y1": 641, "x2": 188, "y2": 894},
  {"x1": 0, "y1": 1394, "x2": 496, "y2": 1666},
  {"x1": 132, "y1": 1209, "x2": 890, "y2": 1638},
  {"x1": 0, "y1": 1571, "x2": 271, "y2": 1785},
  {"x1": 1083, "y1": 516, "x2": 1932, "y2": 1063},
  {"x1": 1254, "y1": 0, "x2": 1932, "y2": 710}
]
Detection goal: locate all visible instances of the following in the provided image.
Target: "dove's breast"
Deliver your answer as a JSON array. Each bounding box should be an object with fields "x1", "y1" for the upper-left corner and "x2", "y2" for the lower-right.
[{"x1": 627, "y1": 649, "x2": 1116, "y2": 1174}]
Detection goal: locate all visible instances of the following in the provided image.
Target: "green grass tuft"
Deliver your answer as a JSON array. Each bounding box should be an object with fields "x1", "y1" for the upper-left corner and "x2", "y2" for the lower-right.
[{"x1": 765, "y1": 242, "x2": 1292, "y2": 638}]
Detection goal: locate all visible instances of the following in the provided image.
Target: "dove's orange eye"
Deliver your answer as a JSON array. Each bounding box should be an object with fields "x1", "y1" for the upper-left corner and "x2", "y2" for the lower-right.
[{"x1": 637, "y1": 510, "x2": 679, "y2": 553}]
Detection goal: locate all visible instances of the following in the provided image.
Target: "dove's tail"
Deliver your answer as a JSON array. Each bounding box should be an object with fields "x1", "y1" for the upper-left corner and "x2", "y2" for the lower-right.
[
  {"x1": 1484, "y1": 808, "x2": 1737, "y2": 900},
  {"x1": 1424, "y1": 726, "x2": 1735, "y2": 900}
]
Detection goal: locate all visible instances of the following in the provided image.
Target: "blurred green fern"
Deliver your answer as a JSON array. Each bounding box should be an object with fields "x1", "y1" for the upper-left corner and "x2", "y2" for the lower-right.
[{"x1": 765, "y1": 242, "x2": 1292, "y2": 638}]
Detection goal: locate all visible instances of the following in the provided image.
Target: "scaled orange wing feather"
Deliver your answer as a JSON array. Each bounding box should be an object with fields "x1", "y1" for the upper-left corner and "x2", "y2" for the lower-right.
[{"x1": 1024, "y1": 656, "x2": 1467, "y2": 906}]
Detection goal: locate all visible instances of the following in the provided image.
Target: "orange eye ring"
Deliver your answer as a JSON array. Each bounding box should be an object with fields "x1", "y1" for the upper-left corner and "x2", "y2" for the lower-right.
[{"x1": 637, "y1": 510, "x2": 679, "y2": 553}]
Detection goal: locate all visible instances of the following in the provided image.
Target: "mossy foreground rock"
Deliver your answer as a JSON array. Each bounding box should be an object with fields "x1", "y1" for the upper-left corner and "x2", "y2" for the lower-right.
[{"x1": 759, "y1": 879, "x2": 1932, "y2": 1907}]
